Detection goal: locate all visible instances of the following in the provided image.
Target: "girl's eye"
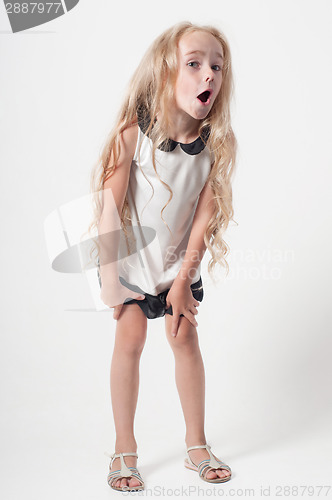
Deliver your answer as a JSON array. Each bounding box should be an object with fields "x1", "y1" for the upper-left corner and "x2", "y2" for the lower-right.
[
  {"x1": 187, "y1": 61, "x2": 199, "y2": 68},
  {"x1": 188, "y1": 61, "x2": 222, "y2": 71}
]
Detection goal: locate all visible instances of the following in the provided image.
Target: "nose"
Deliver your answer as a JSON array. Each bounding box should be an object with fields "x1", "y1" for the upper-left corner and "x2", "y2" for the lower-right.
[{"x1": 205, "y1": 68, "x2": 214, "y2": 83}]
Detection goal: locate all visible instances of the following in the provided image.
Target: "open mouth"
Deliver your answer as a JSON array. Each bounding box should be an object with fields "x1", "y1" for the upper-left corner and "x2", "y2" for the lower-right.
[{"x1": 197, "y1": 90, "x2": 211, "y2": 103}]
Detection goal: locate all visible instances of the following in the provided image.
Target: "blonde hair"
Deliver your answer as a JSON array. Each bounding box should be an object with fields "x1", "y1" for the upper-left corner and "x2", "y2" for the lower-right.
[{"x1": 86, "y1": 21, "x2": 238, "y2": 283}]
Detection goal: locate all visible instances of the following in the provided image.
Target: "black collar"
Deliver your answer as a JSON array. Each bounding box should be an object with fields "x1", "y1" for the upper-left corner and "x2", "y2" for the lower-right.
[{"x1": 136, "y1": 104, "x2": 210, "y2": 156}]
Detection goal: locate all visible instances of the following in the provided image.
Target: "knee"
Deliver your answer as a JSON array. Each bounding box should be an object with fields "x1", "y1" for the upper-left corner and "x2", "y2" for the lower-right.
[
  {"x1": 115, "y1": 305, "x2": 147, "y2": 355},
  {"x1": 116, "y1": 329, "x2": 147, "y2": 355},
  {"x1": 167, "y1": 320, "x2": 198, "y2": 352}
]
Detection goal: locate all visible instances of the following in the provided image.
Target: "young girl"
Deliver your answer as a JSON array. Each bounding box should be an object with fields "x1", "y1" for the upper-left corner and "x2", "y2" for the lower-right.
[{"x1": 89, "y1": 20, "x2": 237, "y2": 492}]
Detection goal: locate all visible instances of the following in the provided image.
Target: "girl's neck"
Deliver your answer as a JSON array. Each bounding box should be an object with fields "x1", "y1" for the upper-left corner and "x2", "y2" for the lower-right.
[{"x1": 156, "y1": 108, "x2": 201, "y2": 144}]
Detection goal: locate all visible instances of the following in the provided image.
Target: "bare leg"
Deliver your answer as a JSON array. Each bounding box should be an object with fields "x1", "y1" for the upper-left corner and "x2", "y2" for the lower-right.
[
  {"x1": 109, "y1": 303, "x2": 147, "y2": 489},
  {"x1": 165, "y1": 315, "x2": 230, "y2": 479}
]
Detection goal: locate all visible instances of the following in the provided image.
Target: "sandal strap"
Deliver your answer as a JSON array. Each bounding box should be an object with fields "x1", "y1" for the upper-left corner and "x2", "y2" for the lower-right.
[
  {"x1": 186, "y1": 444, "x2": 231, "y2": 474},
  {"x1": 186, "y1": 444, "x2": 211, "y2": 452},
  {"x1": 107, "y1": 466, "x2": 144, "y2": 487},
  {"x1": 104, "y1": 451, "x2": 138, "y2": 460},
  {"x1": 111, "y1": 452, "x2": 138, "y2": 462},
  {"x1": 105, "y1": 450, "x2": 144, "y2": 486},
  {"x1": 198, "y1": 459, "x2": 232, "y2": 479},
  {"x1": 186, "y1": 444, "x2": 211, "y2": 466}
]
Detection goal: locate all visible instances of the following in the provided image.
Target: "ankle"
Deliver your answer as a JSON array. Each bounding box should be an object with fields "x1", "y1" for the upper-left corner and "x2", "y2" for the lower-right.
[
  {"x1": 185, "y1": 435, "x2": 207, "y2": 448},
  {"x1": 115, "y1": 437, "x2": 137, "y2": 453}
]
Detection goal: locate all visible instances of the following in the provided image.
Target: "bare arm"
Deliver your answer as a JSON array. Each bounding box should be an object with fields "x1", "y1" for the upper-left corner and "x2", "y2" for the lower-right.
[
  {"x1": 175, "y1": 179, "x2": 215, "y2": 284},
  {"x1": 165, "y1": 178, "x2": 216, "y2": 336},
  {"x1": 97, "y1": 122, "x2": 139, "y2": 305}
]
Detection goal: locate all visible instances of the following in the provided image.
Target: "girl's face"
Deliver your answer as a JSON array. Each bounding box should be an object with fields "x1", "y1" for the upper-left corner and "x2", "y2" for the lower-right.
[{"x1": 174, "y1": 31, "x2": 224, "y2": 121}]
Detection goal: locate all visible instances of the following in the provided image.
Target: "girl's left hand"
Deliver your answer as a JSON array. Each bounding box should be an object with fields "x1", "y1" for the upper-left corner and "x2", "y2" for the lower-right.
[{"x1": 165, "y1": 279, "x2": 200, "y2": 336}]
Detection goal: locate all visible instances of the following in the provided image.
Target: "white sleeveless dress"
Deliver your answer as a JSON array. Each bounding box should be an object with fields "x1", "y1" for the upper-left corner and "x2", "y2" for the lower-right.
[{"x1": 117, "y1": 110, "x2": 213, "y2": 296}]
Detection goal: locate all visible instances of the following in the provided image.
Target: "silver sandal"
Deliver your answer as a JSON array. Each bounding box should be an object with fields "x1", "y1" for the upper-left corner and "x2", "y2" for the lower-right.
[
  {"x1": 184, "y1": 444, "x2": 232, "y2": 483},
  {"x1": 104, "y1": 451, "x2": 145, "y2": 492}
]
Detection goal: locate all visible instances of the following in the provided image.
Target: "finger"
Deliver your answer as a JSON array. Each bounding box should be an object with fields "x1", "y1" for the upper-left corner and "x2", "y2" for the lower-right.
[
  {"x1": 186, "y1": 311, "x2": 198, "y2": 328},
  {"x1": 171, "y1": 314, "x2": 180, "y2": 337},
  {"x1": 113, "y1": 304, "x2": 123, "y2": 320},
  {"x1": 189, "y1": 306, "x2": 198, "y2": 315}
]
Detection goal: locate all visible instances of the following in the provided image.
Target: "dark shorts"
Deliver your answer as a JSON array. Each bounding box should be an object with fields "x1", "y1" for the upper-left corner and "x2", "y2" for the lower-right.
[
  {"x1": 119, "y1": 275, "x2": 204, "y2": 320},
  {"x1": 97, "y1": 261, "x2": 204, "y2": 320}
]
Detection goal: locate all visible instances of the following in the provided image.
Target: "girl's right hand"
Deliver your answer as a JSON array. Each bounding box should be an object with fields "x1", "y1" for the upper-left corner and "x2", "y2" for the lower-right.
[{"x1": 100, "y1": 281, "x2": 145, "y2": 320}]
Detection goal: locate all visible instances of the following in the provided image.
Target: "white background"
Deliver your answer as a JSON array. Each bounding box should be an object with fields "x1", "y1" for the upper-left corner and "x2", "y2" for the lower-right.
[{"x1": 1, "y1": 0, "x2": 331, "y2": 498}]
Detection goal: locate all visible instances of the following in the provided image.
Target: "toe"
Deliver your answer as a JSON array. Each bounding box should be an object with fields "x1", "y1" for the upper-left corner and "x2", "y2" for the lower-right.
[
  {"x1": 217, "y1": 468, "x2": 230, "y2": 478},
  {"x1": 205, "y1": 468, "x2": 231, "y2": 480},
  {"x1": 129, "y1": 477, "x2": 141, "y2": 488},
  {"x1": 206, "y1": 469, "x2": 218, "y2": 479},
  {"x1": 120, "y1": 478, "x2": 128, "y2": 489}
]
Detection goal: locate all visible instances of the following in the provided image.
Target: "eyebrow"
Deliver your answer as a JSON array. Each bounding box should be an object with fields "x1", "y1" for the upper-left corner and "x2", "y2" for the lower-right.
[{"x1": 184, "y1": 49, "x2": 224, "y2": 60}]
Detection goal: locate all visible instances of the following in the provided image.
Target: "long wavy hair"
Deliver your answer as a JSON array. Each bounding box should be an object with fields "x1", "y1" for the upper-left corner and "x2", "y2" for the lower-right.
[{"x1": 84, "y1": 21, "x2": 238, "y2": 283}]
